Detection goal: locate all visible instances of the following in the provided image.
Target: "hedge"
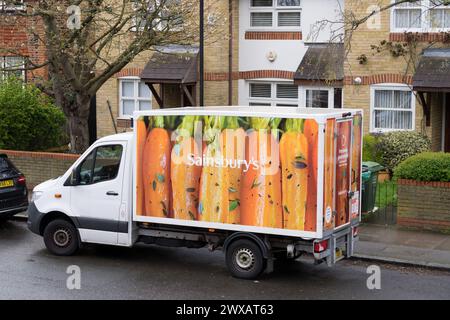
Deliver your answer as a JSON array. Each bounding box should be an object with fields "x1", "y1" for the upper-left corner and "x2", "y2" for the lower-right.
[{"x1": 394, "y1": 152, "x2": 450, "y2": 182}]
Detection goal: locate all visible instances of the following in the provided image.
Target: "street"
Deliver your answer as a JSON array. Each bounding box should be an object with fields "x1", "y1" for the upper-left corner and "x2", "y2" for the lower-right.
[{"x1": 1, "y1": 219, "x2": 449, "y2": 300}]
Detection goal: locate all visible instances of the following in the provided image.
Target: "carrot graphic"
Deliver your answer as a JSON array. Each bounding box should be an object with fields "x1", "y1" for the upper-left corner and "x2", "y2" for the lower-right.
[
  {"x1": 198, "y1": 116, "x2": 228, "y2": 223},
  {"x1": 171, "y1": 116, "x2": 202, "y2": 221},
  {"x1": 303, "y1": 119, "x2": 319, "y2": 232},
  {"x1": 142, "y1": 116, "x2": 171, "y2": 218},
  {"x1": 220, "y1": 117, "x2": 246, "y2": 224},
  {"x1": 136, "y1": 118, "x2": 147, "y2": 216},
  {"x1": 279, "y1": 118, "x2": 309, "y2": 231},
  {"x1": 323, "y1": 119, "x2": 336, "y2": 230},
  {"x1": 240, "y1": 118, "x2": 283, "y2": 228}
]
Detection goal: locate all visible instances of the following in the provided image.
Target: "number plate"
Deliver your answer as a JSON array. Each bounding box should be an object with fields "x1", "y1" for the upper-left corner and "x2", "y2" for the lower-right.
[
  {"x1": 0, "y1": 180, "x2": 14, "y2": 188},
  {"x1": 335, "y1": 248, "x2": 343, "y2": 259}
]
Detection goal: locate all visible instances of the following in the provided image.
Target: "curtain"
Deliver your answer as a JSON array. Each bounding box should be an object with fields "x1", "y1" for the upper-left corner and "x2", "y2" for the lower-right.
[{"x1": 374, "y1": 90, "x2": 412, "y2": 130}]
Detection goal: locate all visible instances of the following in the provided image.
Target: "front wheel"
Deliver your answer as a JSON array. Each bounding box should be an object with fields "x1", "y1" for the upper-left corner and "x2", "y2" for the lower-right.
[
  {"x1": 43, "y1": 219, "x2": 80, "y2": 256},
  {"x1": 226, "y1": 239, "x2": 265, "y2": 280}
]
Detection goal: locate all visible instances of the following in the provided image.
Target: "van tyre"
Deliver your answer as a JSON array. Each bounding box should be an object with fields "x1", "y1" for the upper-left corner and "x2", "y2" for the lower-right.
[
  {"x1": 43, "y1": 219, "x2": 79, "y2": 256},
  {"x1": 226, "y1": 239, "x2": 265, "y2": 280}
]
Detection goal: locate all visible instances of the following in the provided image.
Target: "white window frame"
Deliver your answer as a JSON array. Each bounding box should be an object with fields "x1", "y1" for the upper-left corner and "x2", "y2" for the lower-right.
[
  {"x1": 0, "y1": 56, "x2": 26, "y2": 81},
  {"x1": 301, "y1": 86, "x2": 335, "y2": 109},
  {"x1": 391, "y1": 0, "x2": 450, "y2": 32},
  {"x1": 249, "y1": 0, "x2": 302, "y2": 31},
  {"x1": 119, "y1": 77, "x2": 152, "y2": 119},
  {"x1": 247, "y1": 81, "x2": 339, "y2": 109},
  {"x1": 370, "y1": 83, "x2": 416, "y2": 133},
  {"x1": 131, "y1": 0, "x2": 183, "y2": 32}
]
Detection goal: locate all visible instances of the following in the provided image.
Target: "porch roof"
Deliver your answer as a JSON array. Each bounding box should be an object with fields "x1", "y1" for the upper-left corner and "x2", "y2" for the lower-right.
[
  {"x1": 294, "y1": 43, "x2": 344, "y2": 86},
  {"x1": 140, "y1": 52, "x2": 198, "y2": 84},
  {"x1": 413, "y1": 48, "x2": 450, "y2": 93}
]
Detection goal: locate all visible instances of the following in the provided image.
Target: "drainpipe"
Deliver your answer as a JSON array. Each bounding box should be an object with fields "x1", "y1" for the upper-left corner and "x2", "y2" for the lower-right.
[
  {"x1": 228, "y1": 0, "x2": 233, "y2": 106},
  {"x1": 199, "y1": 0, "x2": 205, "y2": 107}
]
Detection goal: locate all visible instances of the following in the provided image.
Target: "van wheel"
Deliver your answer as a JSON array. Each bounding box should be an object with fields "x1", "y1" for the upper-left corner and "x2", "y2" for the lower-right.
[
  {"x1": 43, "y1": 219, "x2": 79, "y2": 256},
  {"x1": 226, "y1": 239, "x2": 265, "y2": 280}
]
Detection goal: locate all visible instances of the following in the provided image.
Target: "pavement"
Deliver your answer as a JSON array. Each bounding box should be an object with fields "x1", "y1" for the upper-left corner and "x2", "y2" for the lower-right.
[
  {"x1": 12, "y1": 211, "x2": 450, "y2": 270},
  {"x1": 1, "y1": 219, "x2": 450, "y2": 300},
  {"x1": 355, "y1": 224, "x2": 450, "y2": 270}
]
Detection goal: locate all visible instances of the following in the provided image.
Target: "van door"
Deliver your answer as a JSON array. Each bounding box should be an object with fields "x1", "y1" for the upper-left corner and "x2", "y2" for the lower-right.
[
  {"x1": 335, "y1": 119, "x2": 352, "y2": 228},
  {"x1": 70, "y1": 143, "x2": 126, "y2": 245}
]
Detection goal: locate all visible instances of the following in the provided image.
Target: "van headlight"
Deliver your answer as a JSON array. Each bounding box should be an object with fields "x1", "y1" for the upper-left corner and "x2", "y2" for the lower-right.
[{"x1": 31, "y1": 191, "x2": 43, "y2": 203}]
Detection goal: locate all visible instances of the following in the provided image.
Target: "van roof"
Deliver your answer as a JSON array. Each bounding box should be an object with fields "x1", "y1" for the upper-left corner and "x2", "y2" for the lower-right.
[{"x1": 134, "y1": 106, "x2": 362, "y2": 123}]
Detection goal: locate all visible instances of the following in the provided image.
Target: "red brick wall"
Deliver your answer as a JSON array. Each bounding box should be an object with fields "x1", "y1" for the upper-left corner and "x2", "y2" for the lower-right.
[
  {"x1": 0, "y1": 150, "x2": 80, "y2": 190},
  {"x1": 397, "y1": 179, "x2": 450, "y2": 234},
  {"x1": 0, "y1": 8, "x2": 48, "y2": 81},
  {"x1": 244, "y1": 31, "x2": 302, "y2": 40}
]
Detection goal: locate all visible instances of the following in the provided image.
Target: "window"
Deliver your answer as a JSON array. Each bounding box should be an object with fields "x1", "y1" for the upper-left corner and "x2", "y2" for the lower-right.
[
  {"x1": 248, "y1": 82, "x2": 299, "y2": 107},
  {"x1": 0, "y1": 56, "x2": 25, "y2": 81},
  {"x1": 250, "y1": 0, "x2": 301, "y2": 29},
  {"x1": 119, "y1": 78, "x2": 152, "y2": 118},
  {"x1": 0, "y1": 0, "x2": 25, "y2": 12},
  {"x1": 392, "y1": 0, "x2": 450, "y2": 31},
  {"x1": 370, "y1": 85, "x2": 415, "y2": 132},
  {"x1": 430, "y1": 0, "x2": 450, "y2": 29},
  {"x1": 247, "y1": 82, "x2": 341, "y2": 109},
  {"x1": 78, "y1": 145, "x2": 123, "y2": 185}
]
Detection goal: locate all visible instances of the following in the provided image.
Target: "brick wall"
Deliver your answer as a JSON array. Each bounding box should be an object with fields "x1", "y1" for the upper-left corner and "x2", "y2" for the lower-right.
[
  {"x1": 397, "y1": 179, "x2": 450, "y2": 234},
  {"x1": 0, "y1": 150, "x2": 80, "y2": 190}
]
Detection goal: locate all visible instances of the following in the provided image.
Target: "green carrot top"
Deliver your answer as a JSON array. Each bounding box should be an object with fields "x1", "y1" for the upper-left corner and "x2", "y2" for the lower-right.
[{"x1": 285, "y1": 118, "x2": 305, "y2": 133}]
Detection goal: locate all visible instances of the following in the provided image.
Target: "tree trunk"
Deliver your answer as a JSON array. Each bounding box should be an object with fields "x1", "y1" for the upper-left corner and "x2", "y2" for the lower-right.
[{"x1": 65, "y1": 95, "x2": 92, "y2": 154}]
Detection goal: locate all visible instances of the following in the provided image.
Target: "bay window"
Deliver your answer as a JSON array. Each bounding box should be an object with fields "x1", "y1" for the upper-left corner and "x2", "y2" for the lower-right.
[
  {"x1": 119, "y1": 78, "x2": 152, "y2": 118},
  {"x1": 370, "y1": 85, "x2": 415, "y2": 132}
]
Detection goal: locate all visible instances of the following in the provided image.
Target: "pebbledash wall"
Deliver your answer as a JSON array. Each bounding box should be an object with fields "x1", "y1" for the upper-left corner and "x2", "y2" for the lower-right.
[
  {"x1": 0, "y1": 150, "x2": 79, "y2": 190},
  {"x1": 397, "y1": 179, "x2": 450, "y2": 234}
]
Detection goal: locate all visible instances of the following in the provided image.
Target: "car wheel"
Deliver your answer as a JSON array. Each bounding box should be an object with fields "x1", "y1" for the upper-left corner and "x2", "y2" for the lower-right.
[
  {"x1": 43, "y1": 219, "x2": 80, "y2": 256},
  {"x1": 226, "y1": 239, "x2": 265, "y2": 280}
]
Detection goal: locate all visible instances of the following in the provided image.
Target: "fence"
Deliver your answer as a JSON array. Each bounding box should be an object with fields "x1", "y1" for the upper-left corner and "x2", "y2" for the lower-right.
[{"x1": 363, "y1": 180, "x2": 398, "y2": 225}]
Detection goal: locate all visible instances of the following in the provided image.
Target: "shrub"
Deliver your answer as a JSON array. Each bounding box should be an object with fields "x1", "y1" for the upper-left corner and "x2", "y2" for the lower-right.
[
  {"x1": 394, "y1": 152, "x2": 450, "y2": 182},
  {"x1": 363, "y1": 134, "x2": 382, "y2": 162},
  {"x1": 0, "y1": 78, "x2": 66, "y2": 151},
  {"x1": 376, "y1": 131, "x2": 431, "y2": 172}
]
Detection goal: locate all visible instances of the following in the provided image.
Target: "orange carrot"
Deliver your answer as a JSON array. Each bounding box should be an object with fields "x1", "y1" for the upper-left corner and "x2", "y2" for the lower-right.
[
  {"x1": 240, "y1": 118, "x2": 283, "y2": 228},
  {"x1": 142, "y1": 116, "x2": 171, "y2": 218},
  {"x1": 279, "y1": 119, "x2": 309, "y2": 231},
  {"x1": 303, "y1": 119, "x2": 319, "y2": 232},
  {"x1": 171, "y1": 116, "x2": 202, "y2": 221},
  {"x1": 221, "y1": 117, "x2": 246, "y2": 224},
  {"x1": 136, "y1": 118, "x2": 147, "y2": 216}
]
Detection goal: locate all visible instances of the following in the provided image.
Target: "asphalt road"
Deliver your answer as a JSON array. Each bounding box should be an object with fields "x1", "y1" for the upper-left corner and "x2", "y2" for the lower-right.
[{"x1": 1, "y1": 219, "x2": 449, "y2": 300}]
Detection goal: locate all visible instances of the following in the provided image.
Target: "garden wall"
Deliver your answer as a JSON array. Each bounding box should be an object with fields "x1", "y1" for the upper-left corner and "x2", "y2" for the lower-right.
[
  {"x1": 0, "y1": 150, "x2": 80, "y2": 189},
  {"x1": 397, "y1": 179, "x2": 450, "y2": 233}
]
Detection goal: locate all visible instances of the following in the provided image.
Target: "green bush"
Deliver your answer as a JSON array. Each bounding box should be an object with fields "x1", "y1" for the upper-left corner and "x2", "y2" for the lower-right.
[
  {"x1": 363, "y1": 134, "x2": 382, "y2": 162},
  {"x1": 0, "y1": 78, "x2": 66, "y2": 151},
  {"x1": 376, "y1": 131, "x2": 431, "y2": 172},
  {"x1": 394, "y1": 152, "x2": 450, "y2": 182}
]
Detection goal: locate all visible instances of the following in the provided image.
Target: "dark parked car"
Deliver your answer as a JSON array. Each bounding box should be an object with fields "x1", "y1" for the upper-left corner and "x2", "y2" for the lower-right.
[{"x1": 0, "y1": 154, "x2": 28, "y2": 219}]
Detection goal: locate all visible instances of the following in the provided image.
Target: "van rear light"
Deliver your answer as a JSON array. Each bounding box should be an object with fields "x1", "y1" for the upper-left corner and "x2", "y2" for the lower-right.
[
  {"x1": 353, "y1": 227, "x2": 359, "y2": 237},
  {"x1": 314, "y1": 240, "x2": 329, "y2": 253},
  {"x1": 17, "y1": 176, "x2": 26, "y2": 185}
]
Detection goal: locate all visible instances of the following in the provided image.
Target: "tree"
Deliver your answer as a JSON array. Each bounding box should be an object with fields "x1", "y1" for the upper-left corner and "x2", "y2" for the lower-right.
[{"x1": 0, "y1": 0, "x2": 224, "y2": 153}]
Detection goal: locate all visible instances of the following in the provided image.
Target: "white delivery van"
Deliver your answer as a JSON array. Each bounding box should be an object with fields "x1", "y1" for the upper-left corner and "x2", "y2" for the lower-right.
[{"x1": 28, "y1": 107, "x2": 363, "y2": 279}]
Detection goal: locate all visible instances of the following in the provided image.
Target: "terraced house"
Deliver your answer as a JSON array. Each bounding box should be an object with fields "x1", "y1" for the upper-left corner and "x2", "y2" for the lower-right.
[
  {"x1": 343, "y1": 0, "x2": 450, "y2": 152},
  {"x1": 96, "y1": 0, "x2": 345, "y2": 137}
]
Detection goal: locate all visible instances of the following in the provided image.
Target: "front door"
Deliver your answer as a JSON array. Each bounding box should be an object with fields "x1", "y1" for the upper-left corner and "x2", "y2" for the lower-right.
[
  {"x1": 445, "y1": 93, "x2": 450, "y2": 153},
  {"x1": 70, "y1": 143, "x2": 126, "y2": 245}
]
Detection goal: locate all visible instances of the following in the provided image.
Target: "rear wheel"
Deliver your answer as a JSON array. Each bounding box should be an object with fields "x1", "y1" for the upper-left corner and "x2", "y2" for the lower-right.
[
  {"x1": 43, "y1": 219, "x2": 80, "y2": 256},
  {"x1": 226, "y1": 239, "x2": 265, "y2": 280}
]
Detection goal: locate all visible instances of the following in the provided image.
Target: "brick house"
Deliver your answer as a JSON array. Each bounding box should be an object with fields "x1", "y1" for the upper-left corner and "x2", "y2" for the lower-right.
[
  {"x1": 0, "y1": 0, "x2": 47, "y2": 82},
  {"x1": 96, "y1": 0, "x2": 346, "y2": 137},
  {"x1": 343, "y1": 0, "x2": 450, "y2": 152}
]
